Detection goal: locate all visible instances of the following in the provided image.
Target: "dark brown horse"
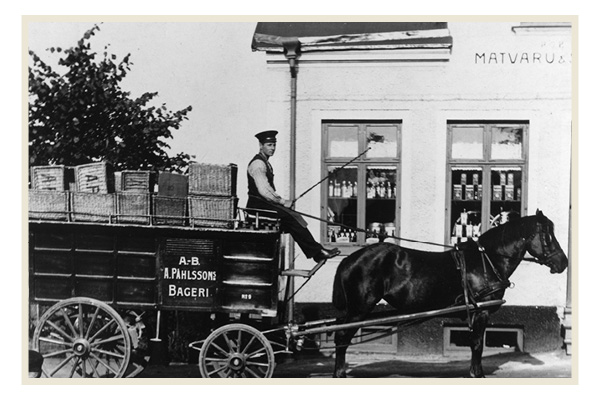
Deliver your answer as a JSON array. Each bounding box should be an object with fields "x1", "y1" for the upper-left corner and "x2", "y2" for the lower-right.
[{"x1": 332, "y1": 210, "x2": 568, "y2": 378}]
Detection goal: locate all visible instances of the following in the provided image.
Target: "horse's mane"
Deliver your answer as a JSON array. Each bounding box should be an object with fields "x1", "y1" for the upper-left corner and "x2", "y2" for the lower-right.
[{"x1": 478, "y1": 214, "x2": 548, "y2": 251}]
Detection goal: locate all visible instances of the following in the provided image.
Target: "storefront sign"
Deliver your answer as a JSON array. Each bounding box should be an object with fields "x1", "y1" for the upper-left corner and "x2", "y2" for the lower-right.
[{"x1": 475, "y1": 51, "x2": 570, "y2": 64}]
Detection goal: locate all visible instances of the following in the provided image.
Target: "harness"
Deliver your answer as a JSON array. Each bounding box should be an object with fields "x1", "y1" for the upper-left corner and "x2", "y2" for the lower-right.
[
  {"x1": 452, "y1": 220, "x2": 557, "y2": 330},
  {"x1": 451, "y1": 246, "x2": 512, "y2": 330}
]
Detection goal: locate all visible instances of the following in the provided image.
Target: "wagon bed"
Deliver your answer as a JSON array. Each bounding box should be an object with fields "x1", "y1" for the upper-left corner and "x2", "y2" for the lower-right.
[{"x1": 29, "y1": 220, "x2": 282, "y2": 317}]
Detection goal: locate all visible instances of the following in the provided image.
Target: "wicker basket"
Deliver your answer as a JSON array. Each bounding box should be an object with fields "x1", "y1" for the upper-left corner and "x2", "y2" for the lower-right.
[
  {"x1": 75, "y1": 162, "x2": 115, "y2": 193},
  {"x1": 29, "y1": 190, "x2": 70, "y2": 221},
  {"x1": 121, "y1": 170, "x2": 152, "y2": 192},
  {"x1": 116, "y1": 193, "x2": 151, "y2": 224},
  {"x1": 188, "y1": 196, "x2": 237, "y2": 228},
  {"x1": 188, "y1": 163, "x2": 237, "y2": 197},
  {"x1": 71, "y1": 193, "x2": 116, "y2": 223},
  {"x1": 153, "y1": 196, "x2": 187, "y2": 226},
  {"x1": 30, "y1": 165, "x2": 73, "y2": 191}
]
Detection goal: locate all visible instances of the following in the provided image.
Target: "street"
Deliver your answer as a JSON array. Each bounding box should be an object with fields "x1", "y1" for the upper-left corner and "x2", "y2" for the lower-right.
[{"x1": 137, "y1": 350, "x2": 572, "y2": 379}]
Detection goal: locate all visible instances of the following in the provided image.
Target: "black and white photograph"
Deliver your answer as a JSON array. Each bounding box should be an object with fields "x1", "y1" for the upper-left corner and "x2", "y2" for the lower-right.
[{"x1": 19, "y1": 13, "x2": 581, "y2": 387}]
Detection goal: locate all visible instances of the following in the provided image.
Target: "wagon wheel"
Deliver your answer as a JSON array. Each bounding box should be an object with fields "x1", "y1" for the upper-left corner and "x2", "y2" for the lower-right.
[
  {"x1": 199, "y1": 323, "x2": 275, "y2": 378},
  {"x1": 32, "y1": 297, "x2": 131, "y2": 378}
]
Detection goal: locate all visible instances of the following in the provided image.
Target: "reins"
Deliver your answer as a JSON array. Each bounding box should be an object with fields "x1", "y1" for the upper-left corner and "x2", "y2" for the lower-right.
[{"x1": 288, "y1": 207, "x2": 453, "y2": 249}]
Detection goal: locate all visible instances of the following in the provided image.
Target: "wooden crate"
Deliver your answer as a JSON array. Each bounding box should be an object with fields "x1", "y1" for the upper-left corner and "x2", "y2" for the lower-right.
[
  {"x1": 158, "y1": 171, "x2": 188, "y2": 197},
  {"x1": 116, "y1": 193, "x2": 151, "y2": 224},
  {"x1": 29, "y1": 190, "x2": 70, "y2": 221},
  {"x1": 188, "y1": 163, "x2": 237, "y2": 197},
  {"x1": 30, "y1": 165, "x2": 74, "y2": 191},
  {"x1": 188, "y1": 196, "x2": 237, "y2": 228},
  {"x1": 121, "y1": 170, "x2": 153, "y2": 192},
  {"x1": 75, "y1": 162, "x2": 115, "y2": 193},
  {"x1": 152, "y1": 196, "x2": 187, "y2": 226},
  {"x1": 70, "y1": 193, "x2": 116, "y2": 223}
]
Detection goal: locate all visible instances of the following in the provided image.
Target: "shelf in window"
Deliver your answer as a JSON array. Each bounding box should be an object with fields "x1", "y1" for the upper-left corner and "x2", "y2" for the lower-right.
[
  {"x1": 329, "y1": 197, "x2": 358, "y2": 200},
  {"x1": 366, "y1": 198, "x2": 396, "y2": 200}
]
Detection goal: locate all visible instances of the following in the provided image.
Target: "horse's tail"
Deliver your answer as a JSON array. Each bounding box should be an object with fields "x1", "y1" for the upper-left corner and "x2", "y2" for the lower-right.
[{"x1": 332, "y1": 257, "x2": 349, "y2": 311}]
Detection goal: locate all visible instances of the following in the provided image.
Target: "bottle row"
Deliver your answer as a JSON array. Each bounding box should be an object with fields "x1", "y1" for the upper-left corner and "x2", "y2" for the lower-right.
[
  {"x1": 452, "y1": 222, "x2": 481, "y2": 241},
  {"x1": 327, "y1": 179, "x2": 396, "y2": 199},
  {"x1": 328, "y1": 223, "x2": 397, "y2": 244},
  {"x1": 329, "y1": 180, "x2": 357, "y2": 198},
  {"x1": 453, "y1": 184, "x2": 522, "y2": 201},
  {"x1": 329, "y1": 228, "x2": 358, "y2": 243}
]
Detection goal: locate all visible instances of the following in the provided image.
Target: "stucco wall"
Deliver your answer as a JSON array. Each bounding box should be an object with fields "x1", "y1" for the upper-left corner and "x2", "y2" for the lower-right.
[{"x1": 259, "y1": 22, "x2": 571, "y2": 307}]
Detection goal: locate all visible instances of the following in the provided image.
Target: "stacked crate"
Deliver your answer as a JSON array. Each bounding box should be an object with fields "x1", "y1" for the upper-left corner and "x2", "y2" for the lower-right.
[
  {"x1": 29, "y1": 166, "x2": 74, "y2": 221},
  {"x1": 116, "y1": 171, "x2": 153, "y2": 224},
  {"x1": 153, "y1": 172, "x2": 188, "y2": 226},
  {"x1": 71, "y1": 162, "x2": 116, "y2": 222},
  {"x1": 188, "y1": 163, "x2": 238, "y2": 228},
  {"x1": 29, "y1": 162, "x2": 241, "y2": 229}
]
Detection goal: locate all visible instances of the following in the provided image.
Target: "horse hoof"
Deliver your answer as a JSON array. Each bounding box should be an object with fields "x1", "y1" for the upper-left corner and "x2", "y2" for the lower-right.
[{"x1": 470, "y1": 372, "x2": 486, "y2": 378}]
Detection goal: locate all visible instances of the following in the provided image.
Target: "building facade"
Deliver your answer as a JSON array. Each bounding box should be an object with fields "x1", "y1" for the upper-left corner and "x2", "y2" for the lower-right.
[{"x1": 251, "y1": 21, "x2": 572, "y2": 355}]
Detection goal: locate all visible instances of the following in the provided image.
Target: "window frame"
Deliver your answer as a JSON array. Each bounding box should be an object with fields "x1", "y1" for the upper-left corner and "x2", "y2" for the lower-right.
[
  {"x1": 446, "y1": 121, "x2": 529, "y2": 244},
  {"x1": 321, "y1": 121, "x2": 402, "y2": 250}
]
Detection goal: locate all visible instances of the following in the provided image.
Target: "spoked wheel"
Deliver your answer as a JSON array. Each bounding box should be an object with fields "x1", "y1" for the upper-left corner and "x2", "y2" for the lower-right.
[
  {"x1": 199, "y1": 323, "x2": 275, "y2": 378},
  {"x1": 32, "y1": 297, "x2": 131, "y2": 378}
]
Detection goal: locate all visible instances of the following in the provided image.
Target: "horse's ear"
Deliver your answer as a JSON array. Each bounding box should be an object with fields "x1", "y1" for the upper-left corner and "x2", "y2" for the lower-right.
[{"x1": 536, "y1": 209, "x2": 544, "y2": 217}]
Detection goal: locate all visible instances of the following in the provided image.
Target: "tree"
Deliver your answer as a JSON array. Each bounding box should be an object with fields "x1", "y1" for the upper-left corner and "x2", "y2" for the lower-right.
[{"x1": 28, "y1": 24, "x2": 194, "y2": 172}]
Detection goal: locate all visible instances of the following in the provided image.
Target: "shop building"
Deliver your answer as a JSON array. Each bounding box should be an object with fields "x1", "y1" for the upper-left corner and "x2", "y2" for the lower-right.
[{"x1": 251, "y1": 21, "x2": 573, "y2": 356}]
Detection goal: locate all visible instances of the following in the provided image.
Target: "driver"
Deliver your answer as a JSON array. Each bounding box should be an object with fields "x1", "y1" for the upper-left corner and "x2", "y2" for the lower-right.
[{"x1": 246, "y1": 130, "x2": 340, "y2": 262}]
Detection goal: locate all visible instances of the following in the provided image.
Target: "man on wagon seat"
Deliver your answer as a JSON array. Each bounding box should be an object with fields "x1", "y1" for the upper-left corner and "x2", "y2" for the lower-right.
[{"x1": 246, "y1": 130, "x2": 340, "y2": 262}]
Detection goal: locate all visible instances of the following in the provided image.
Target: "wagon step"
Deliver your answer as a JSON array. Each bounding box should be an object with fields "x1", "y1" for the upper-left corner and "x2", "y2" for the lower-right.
[{"x1": 281, "y1": 259, "x2": 327, "y2": 278}]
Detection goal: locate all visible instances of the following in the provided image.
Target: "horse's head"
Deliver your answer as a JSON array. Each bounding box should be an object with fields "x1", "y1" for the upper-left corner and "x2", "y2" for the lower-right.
[{"x1": 526, "y1": 210, "x2": 569, "y2": 274}]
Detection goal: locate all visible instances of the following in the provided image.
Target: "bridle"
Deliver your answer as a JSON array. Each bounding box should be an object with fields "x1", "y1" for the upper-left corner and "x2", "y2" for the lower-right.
[{"x1": 523, "y1": 221, "x2": 563, "y2": 269}]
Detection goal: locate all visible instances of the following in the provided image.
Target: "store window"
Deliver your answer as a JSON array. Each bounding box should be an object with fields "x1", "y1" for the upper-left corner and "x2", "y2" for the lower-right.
[
  {"x1": 323, "y1": 122, "x2": 401, "y2": 247},
  {"x1": 447, "y1": 122, "x2": 528, "y2": 245}
]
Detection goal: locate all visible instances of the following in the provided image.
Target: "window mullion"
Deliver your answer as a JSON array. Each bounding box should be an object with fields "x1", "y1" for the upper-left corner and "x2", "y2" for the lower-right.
[
  {"x1": 357, "y1": 163, "x2": 366, "y2": 244},
  {"x1": 481, "y1": 165, "x2": 492, "y2": 232}
]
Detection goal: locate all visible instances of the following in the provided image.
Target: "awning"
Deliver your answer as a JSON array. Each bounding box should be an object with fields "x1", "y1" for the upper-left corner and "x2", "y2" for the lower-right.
[{"x1": 252, "y1": 22, "x2": 452, "y2": 53}]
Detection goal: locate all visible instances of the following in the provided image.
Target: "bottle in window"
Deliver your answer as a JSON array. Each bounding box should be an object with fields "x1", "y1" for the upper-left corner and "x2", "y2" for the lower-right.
[
  {"x1": 455, "y1": 221, "x2": 463, "y2": 240},
  {"x1": 466, "y1": 221, "x2": 473, "y2": 238},
  {"x1": 352, "y1": 181, "x2": 357, "y2": 197},
  {"x1": 329, "y1": 180, "x2": 334, "y2": 197},
  {"x1": 460, "y1": 209, "x2": 468, "y2": 225}
]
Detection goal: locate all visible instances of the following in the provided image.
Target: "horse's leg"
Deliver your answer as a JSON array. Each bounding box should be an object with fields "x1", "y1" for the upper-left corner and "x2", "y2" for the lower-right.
[
  {"x1": 333, "y1": 324, "x2": 360, "y2": 378},
  {"x1": 333, "y1": 302, "x2": 379, "y2": 377},
  {"x1": 469, "y1": 310, "x2": 489, "y2": 378}
]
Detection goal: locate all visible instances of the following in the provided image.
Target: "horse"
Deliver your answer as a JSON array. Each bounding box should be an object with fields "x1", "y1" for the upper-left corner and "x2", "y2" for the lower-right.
[{"x1": 331, "y1": 210, "x2": 568, "y2": 378}]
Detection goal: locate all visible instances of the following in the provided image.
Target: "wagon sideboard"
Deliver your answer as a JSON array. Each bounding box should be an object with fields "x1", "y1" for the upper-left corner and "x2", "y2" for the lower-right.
[{"x1": 29, "y1": 221, "x2": 282, "y2": 317}]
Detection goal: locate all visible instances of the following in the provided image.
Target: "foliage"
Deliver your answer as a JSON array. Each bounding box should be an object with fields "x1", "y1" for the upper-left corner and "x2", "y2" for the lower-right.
[{"x1": 28, "y1": 24, "x2": 194, "y2": 172}]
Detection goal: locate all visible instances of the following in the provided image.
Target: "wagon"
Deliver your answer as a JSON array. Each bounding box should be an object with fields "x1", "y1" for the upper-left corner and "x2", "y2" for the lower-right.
[
  {"x1": 29, "y1": 215, "x2": 505, "y2": 379},
  {"x1": 29, "y1": 216, "x2": 285, "y2": 378}
]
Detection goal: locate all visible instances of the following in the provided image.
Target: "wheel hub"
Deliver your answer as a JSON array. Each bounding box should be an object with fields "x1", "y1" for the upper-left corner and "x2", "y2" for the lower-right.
[
  {"x1": 72, "y1": 338, "x2": 91, "y2": 357},
  {"x1": 228, "y1": 353, "x2": 246, "y2": 371}
]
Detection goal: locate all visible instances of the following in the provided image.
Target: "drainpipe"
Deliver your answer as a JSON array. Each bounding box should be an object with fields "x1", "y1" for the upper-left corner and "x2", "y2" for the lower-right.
[{"x1": 282, "y1": 38, "x2": 301, "y2": 323}]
